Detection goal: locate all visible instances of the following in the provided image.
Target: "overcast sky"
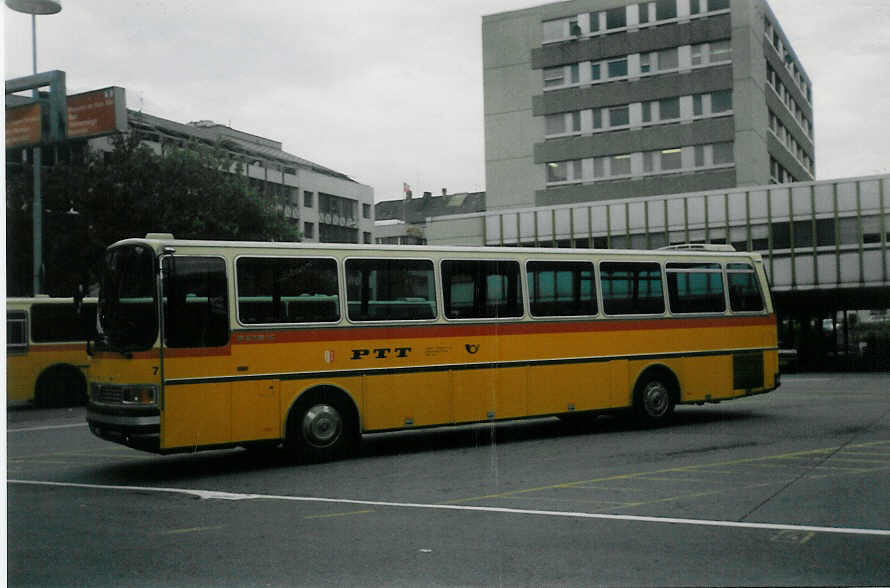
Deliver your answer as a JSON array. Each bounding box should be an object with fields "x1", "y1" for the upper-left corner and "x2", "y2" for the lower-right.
[{"x1": 4, "y1": 0, "x2": 889, "y2": 202}]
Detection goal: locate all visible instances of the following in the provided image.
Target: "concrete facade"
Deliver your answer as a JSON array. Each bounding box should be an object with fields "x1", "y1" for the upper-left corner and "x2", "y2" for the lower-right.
[
  {"x1": 482, "y1": 0, "x2": 814, "y2": 211},
  {"x1": 426, "y1": 175, "x2": 889, "y2": 306},
  {"x1": 124, "y1": 113, "x2": 375, "y2": 244}
]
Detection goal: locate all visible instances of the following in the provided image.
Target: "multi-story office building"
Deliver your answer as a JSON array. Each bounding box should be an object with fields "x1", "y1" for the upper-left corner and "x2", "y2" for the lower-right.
[
  {"x1": 7, "y1": 86, "x2": 375, "y2": 245},
  {"x1": 483, "y1": 0, "x2": 814, "y2": 210},
  {"x1": 125, "y1": 112, "x2": 375, "y2": 244}
]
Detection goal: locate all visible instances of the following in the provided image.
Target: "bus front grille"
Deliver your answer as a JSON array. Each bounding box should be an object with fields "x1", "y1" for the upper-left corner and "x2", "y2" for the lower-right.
[{"x1": 90, "y1": 383, "x2": 124, "y2": 404}]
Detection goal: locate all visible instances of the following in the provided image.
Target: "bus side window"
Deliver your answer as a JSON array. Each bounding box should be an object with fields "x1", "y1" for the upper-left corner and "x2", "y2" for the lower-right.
[
  {"x1": 600, "y1": 261, "x2": 665, "y2": 315},
  {"x1": 727, "y1": 264, "x2": 764, "y2": 312},
  {"x1": 527, "y1": 260, "x2": 597, "y2": 317},
  {"x1": 7, "y1": 310, "x2": 28, "y2": 353},
  {"x1": 236, "y1": 257, "x2": 340, "y2": 324},
  {"x1": 666, "y1": 262, "x2": 725, "y2": 314},
  {"x1": 442, "y1": 259, "x2": 523, "y2": 319},
  {"x1": 164, "y1": 257, "x2": 230, "y2": 348},
  {"x1": 345, "y1": 258, "x2": 436, "y2": 322}
]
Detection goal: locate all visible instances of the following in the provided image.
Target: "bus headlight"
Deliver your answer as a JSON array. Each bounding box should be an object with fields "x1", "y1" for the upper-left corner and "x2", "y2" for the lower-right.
[{"x1": 121, "y1": 385, "x2": 157, "y2": 405}]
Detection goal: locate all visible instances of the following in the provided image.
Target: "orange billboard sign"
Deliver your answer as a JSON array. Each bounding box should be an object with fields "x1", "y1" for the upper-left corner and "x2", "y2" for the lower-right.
[
  {"x1": 66, "y1": 87, "x2": 125, "y2": 139},
  {"x1": 5, "y1": 102, "x2": 42, "y2": 148},
  {"x1": 4, "y1": 86, "x2": 126, "y2": 147}
]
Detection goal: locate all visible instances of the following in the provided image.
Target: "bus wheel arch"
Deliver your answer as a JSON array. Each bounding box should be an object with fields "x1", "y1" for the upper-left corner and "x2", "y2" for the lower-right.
[
  {"x1": 631, "y1": 364, "x2": 680, "y2": 425},
  {"x1": 284, "y1": 385, "x2": 360, "y2": 462},
  {"x1": 34, "y1": 364, "x2": 87, "y2": 408}
]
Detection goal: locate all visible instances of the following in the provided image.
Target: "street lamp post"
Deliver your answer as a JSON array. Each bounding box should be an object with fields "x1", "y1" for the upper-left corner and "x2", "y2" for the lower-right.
[{"x1": 5, "y1": 0, "x2": 62, "y2": 295}]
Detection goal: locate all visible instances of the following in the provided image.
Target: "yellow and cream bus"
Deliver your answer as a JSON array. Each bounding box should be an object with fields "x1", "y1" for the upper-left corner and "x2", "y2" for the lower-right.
[
  {"x1": 86, "y1": 235, "x2": 779, "y2": 460},
  {"x1": 7, "y1": 296, "x2": 97, "y2": 407}
]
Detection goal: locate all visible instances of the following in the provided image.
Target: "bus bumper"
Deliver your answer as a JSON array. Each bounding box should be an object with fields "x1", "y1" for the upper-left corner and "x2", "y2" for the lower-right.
[{"x1": 87, "y1": 405, "x2": 161, "y2": 453}]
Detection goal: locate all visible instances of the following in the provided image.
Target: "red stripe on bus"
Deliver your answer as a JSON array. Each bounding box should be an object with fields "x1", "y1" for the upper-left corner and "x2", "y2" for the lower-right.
[
  {"x1": 230, "y1": 314, "x2": 776, "y2": 345},
  {"x1": 92, "y1": 315, "x2": 775, "y2": 358}
]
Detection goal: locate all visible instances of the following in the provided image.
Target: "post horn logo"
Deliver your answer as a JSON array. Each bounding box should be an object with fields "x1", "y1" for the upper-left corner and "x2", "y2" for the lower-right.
[{"x1": 465, "y1": 344, "x2": 480, "y2": 354}]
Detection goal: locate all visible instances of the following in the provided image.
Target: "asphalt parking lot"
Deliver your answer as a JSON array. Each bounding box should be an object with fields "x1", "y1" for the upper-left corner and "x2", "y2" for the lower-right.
[{"x1": 7, "y1": 373, "x2": 890, "y2": 586}]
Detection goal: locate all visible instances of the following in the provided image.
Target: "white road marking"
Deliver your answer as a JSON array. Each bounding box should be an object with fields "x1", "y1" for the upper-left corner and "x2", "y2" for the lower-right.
[
  {"x1": 7, "y1": 423, "x2": 89, "y2": 433},
  {"x1": 8, "y1": 478, "x2": 890, "y2": 538}
]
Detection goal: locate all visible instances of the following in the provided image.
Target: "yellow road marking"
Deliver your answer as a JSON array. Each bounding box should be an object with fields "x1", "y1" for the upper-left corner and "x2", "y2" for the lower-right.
[
  {"x1": 824, "y1": 457, "x2": 890, "y2": 464},
  {"x1": 633, "y1": 475, "x2": 734, "y2": 484},
  {"x1": 448, "y1": 441, "x2": 890, "y2": 505},
  {"x1": 157, "y1": 525, "x2": 225, "y2": 535},
  {"x1": 304, "y1": 509, "x2": 374, "y2": 520}
]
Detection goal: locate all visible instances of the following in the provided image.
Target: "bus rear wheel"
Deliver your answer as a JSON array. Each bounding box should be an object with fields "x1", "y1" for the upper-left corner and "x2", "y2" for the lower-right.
[
  {"x1": 285, "y1": 390, "x2": 358, "y2": 463},
  {"x1": 633, "y1": 374, "x2": 676, "y2": 426},
  {"x1": 35, "y1": 366, "x2": 86, "y2": 408}
]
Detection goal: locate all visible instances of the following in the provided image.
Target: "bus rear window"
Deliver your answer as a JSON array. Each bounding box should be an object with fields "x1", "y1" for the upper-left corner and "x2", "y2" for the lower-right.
[
  {"x1": 236, "y1": 257, "x2": 340, "y2": 324},
  {"x1": 600, "y1": 261, "x2": 665, "y2": 315},
  {"x1": 346, "y1": 258, "x2": 436, "y2": 321},
  {"x1": 442, "y1": 260, "x2": 523, "y2": 319}
]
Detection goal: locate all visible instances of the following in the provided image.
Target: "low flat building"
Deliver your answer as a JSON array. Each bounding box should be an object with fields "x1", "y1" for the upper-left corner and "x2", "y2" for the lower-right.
[{"x1": 374, "y1": 190, "x2": 485, "y2": 245}]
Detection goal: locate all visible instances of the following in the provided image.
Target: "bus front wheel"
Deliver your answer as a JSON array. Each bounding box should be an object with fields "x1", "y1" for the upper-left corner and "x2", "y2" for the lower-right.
[
  {"x1": 633, "y1": 373, "x2": 676, "y2": 426},
  {"x1": 285, "y1": 390, "x2": 358, "y2": 463}
]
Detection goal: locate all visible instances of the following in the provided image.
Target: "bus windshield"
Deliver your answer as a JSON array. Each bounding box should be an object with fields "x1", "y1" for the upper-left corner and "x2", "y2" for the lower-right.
[{"x1": 97, "y1": 244, "x2": 158, "y2": 352}]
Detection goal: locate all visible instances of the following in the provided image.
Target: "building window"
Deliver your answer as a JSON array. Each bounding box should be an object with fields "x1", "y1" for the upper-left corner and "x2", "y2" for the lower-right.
[
  {"x1": 693, "y1": 94, "x2": 704, "y2": 116},
  {"x1": 304, "y1": 222, "x2": 314, "y2": 239},
  {"x1": 694, "y1": 145, "x2": 706, "y2": 167},
  {"x1": 588, "y1": 11, "x2": 600, "y2": 33},
  {"x1": 304, "y1": 191, "x2": 314, "y2": 207},
  {"x1": 638, "y1": 2, "x2": 651, "y2": 24},
  {"x1": 655, "y1": 0, "x2": 677, "y2": 20},
  {"x1": 640, "y1": 54, "x2": 651, "y2": 74},
  {"x1": 661, "y1": 148, "x2": 682, "y2": 170},
  {"x1": 711, "y1": 89, "x2": 733, "y2": 113},
  {"x1": 609, "y1": 106, "x2": 629, "y2": 127},
  {"x1": 593, "y1": 157, "x2": 606, "y2": 178},
  {"x1": 659, "y1": 97, "x2": 680, "y2": 120},
  {"x1": 713, "y1": 142, "x2": 734, "y2": 164},
  {"x1": 543, "y1": 67, "x2": 565, "y2": 88},
  {"x1": 709, "y1": 0, "x2": 729, "y2": 10},
  {"x1": 690, "y1": 0, "x2": 701, "y2": 14},
  {"x1": 606, "y1": 6, "x2": 626, "y2": 29},
  {"x1": 363, "y1": 232, "x2": 372, "y2": 244},
  {"x1": 363, "y1": 203, "x2": 371, "y2": 219},
  {"x1": 608, "y1": 58, "x2": 628, "y2": 78},
  {"x1": 547, "y1": 162, "x2": 568, "y2": 182},
  {"x1": 642, "y1": 101, "x2": 653, "y2": 123},
  {"x1": 542, "y1": 19, "x2": 564, "y2": 42},
  {"x1": 643, "y1": 151, "x2": 655, "y2": 173},
  {"x1": 591, "y1": 63, "x2": 601, "y2": 81},
  {"x1": 546, "y1": 114, "x2": 566, "y2": 135},
  {"x1": 593, "y1": 108, "x2": 603, "y2": 129},
  {"x1": 710, "y1": 40, "x2": 732, "y2": 62},
  {"x1": 569, "y1": 63, "x2": 580, "y2": 84},
  {"x1": 658, "y1": 48, "x2": 678, "y2": 71},
  {"x1": 611, "y1": 154, "x2": 632, "y2": 176}
]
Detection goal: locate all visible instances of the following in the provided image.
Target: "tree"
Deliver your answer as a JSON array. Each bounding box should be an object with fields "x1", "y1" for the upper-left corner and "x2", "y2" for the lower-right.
[{"x1": 5, "y1": 133, "x2": 301, "y2": 296}]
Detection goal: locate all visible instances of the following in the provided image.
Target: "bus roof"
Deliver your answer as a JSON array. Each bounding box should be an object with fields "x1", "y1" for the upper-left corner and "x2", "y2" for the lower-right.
[{"x1": 110, "y1": 235, "x2": 763, "y2": 262}]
